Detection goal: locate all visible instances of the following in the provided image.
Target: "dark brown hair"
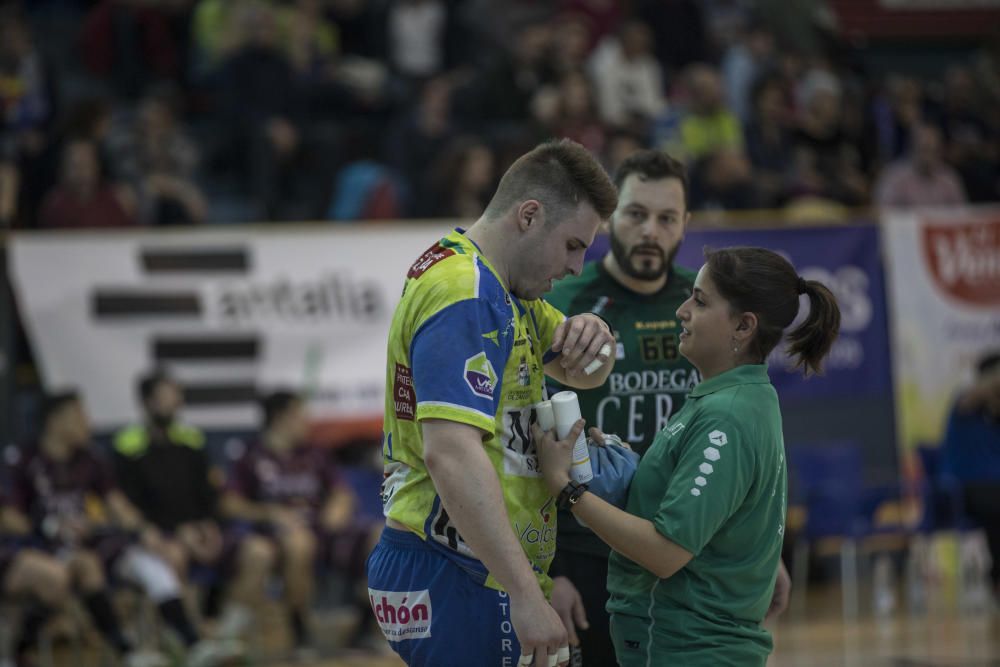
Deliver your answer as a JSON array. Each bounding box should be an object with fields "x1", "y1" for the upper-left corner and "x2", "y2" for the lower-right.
[
  {"x1": 484, "y1": 139, "x2": 617, "y2": 222},
  {"x1": 704, "y1": 247, "x2": 841, "y2": 376},
  {"x1": 613, "y1": 149, "x2": 688, "y2": 210}
]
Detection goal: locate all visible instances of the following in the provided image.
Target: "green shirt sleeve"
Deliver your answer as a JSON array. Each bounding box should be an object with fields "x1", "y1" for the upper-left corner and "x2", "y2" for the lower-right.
[{"x1": 652, "y1": 416, "x2": 756, "y2": 556}]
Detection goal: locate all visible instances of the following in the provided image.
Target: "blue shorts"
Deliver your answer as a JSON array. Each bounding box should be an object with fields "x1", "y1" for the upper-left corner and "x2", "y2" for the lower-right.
[{"x1": 366, "y1": 526, "x2": 520, "y2": 667}]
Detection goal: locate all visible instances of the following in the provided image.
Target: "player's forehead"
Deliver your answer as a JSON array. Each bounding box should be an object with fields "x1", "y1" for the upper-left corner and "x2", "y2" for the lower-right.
[
  {"x1": 618, "y1": 174, "x2": 686, "y2": 214},
  {"x1": 549, "y1": 200, "x2": 602, "y2": 244}
]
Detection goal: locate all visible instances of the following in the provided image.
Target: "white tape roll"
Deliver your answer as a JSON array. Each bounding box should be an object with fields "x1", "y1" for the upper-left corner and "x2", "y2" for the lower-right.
[
  {"x1": 557, "y1": 645, "x2": 570, "y2": 663},
  {"x1": 547, "y1": 652, "x2": 558, "y2": 667},
  {"x1": 518, "y1": 655, "x2": 533, "y2": 666},
  {"x1": 583, "y1": 343, "x2": 613, "y2": 375},
  {"x1": 535, "y1": 400, "x2": 555, "y2": 432}
]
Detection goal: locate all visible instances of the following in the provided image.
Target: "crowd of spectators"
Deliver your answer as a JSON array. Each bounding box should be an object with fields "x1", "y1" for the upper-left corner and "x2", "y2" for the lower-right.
[{"x1": 1, "y1": 0, "x2": 999, "y2": 227}]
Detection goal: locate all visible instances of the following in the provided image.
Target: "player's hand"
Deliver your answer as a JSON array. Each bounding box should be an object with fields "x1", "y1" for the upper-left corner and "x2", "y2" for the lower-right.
[
  {"x1": 550, "y1": 576, "x2": 589, "y2": 647},
  {"x1": 766, "y1": 559, "x2": 791, "y2": 622},
  {"x1": 511, "y1": 591, "x2": 570, "y2": 667},
  {"x1": 551, "y1": 314, "x2": 614, "y2": 378},
  {"x1": 532, "y1": 420, "x2": 585, "y2": 496}
]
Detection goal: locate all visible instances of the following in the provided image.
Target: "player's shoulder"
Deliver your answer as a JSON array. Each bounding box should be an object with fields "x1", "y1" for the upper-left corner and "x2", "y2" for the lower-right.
[{"x1": 405, "y1": 238, "x2": 506, "y2": 312}]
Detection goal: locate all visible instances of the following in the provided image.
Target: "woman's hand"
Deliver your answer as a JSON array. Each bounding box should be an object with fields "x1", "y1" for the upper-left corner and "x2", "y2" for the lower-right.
[{"x1": 531, "y1": 419, "x2": 585, "y2": 496}]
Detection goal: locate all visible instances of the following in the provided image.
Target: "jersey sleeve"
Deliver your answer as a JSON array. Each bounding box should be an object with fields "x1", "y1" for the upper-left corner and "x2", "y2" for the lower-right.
[
  {"x1": 527, "y1": 298, "x2": 567, "y2": 365},
  {"x1": 652, "y1": 417, "x2": 756, "y2": 556},
  {"x1": 411, "y1": 297, "x2": 511, "y2": 433}
]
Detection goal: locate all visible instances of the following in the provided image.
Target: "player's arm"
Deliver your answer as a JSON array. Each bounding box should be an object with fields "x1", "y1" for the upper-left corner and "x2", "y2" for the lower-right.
[
  {"x1": 422, "y1": 418, "x2": 547, "y2": 599},
  {"x1": 544, "y1": 313, "x2": 615, "y2": 389}
]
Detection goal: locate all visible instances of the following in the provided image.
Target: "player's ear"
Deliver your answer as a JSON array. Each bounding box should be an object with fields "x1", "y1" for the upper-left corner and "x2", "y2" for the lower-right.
[{"x1": 517, "y1": 200, "x2": 541, "y2": 232}]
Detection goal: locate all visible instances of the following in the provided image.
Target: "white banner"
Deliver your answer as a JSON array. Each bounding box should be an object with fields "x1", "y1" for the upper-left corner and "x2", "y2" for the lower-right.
[
  {"x1": 883, "y1": 208, "x2": 1000, "y2": 457},
  {"x1": 9, "y1": 223, "x2": 453, "y2": 430}
]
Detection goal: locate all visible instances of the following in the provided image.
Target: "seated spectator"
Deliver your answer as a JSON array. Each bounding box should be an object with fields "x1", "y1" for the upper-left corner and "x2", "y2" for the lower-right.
[
  {"x1": 113, "y1": 371, "x2": 255, "y2": 643},
  {"x1": 211, "y1": 1, "x2": 306, "y2": 220},
  {"x1": 745, "y1": 74, "x2": 795, "y2": 206},
  {"x1": 10, "y1": 392, "x2": 236, "y2": 667},
  {"x1": 532, "y1": 70, "x2": 606, "y2": 155},
  {"x1": 420, "y1": 136, "x2": 496, "y2": 219},
  {"x1": 875, "y1": 123, "x2": 967, "y2": 208},
  {"x1": 721, "y1": 21, "x2": 776, "y2": 124},
  {"x1": 38, "y1": 139, "x2": 137, "y2": 229},
  {"x1": 789, "y1": 68, "x2": 867, "y2": 206},
  {"x1": 589, "y1": 19, "x2": 667, "y2": 132},
  {"x1": 1, "y1": 493, "x2": 73, "y2": 667},
  {"x1": 690, "y1": 147, "x2": 762, "y2": 211},
  {"x1": 107, "y1": 87, "x2": 207, "y2": 225},
  {"x1": 0, "y1": 5, "x2": 59, "y2": 228},
  {"x1": 941, "y1": 351, "x2": 1000, "y2": 598},
  {"x1": 221, "y1": 391, "x2": 382, "y2": 655},
  {"x1": 659, "y1": 63, "x2": 743, "y2": 163}
]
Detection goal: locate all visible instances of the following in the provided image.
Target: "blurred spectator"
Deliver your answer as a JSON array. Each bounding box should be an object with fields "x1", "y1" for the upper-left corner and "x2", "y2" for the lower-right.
[
  {"x1": 8, "y1": 391, "x2": 224, "y2": 667},
  {"x1": 0, "y1": 492, "x2": 73, "y2": 667},
  {"x1": 789, "y1": 68, "x2": 867, "y2": 206},
  {"x1": 420, "y1": 136, "x2": 496, "y2": 219},
  {"x1": 755, "y1": 0, "x2": 836, "y2": 58},
  {"x1": 691, "y1": 147, "x2": 762, "y2": 210},
  {"x1": 937, "y1": 66, "x2": 1000, "y2": 202},
  {"x1": 282, "y1": 0, "x2": 340, "y2": 80},
  {"x1": 1, "y1": 5, "x2": 58, "y2": 227},
  {"x1": 721, "y1": 21, "x2": 776, "y2": 123},
  {"x1": 385, "y1": 75, "x2": 456, "y2": 213},
  {"x1": 533, "y1": 70, "x2": 606, "y2": 155},
  {"x1": 875, "y1": 123, "x2": 967, "y2": 208},
  {"x1": 941, "y1": 352, "x2": 1000, "y2": 597},
  {"x1": 589, "y1": 19, "x2": 667, "y2": 132},
  {"x1": 659, "y1": 63, "x2": 743, "y2": 163},
  {"x1": 82, "y1": 0, "x2": 196, "y2": 98},
  {"x1": 560, "y1": 0, "x2": 622, "y2": 51},
  {"x1": 107, "y1": 88, "x2": 207, "y2": 225},
  {"x1": 221, "y1": 391, "x2": 380, "y2": 654},
  {"x1": 453, "y1": 17, "x2": 553, "y2": 127},
  {"x1": 745, "y1": 74, "x2": 794, "y2": 206},
  {"x1": 328, "y1": 126, "x2": 403, "y2": 221},
  {"x1": 601, "y1": 128, "x2": 645, "y2": 174},
  {"x1": 212, "y1": 1, "x2": 306, "y2": 220},
  {"x1": 870, "y1": 75, "x2": 924, "y2": 164},
  {"x1": 386, "y1": 0, "x2": 448, "y2": 80},
  {"x1": 550, "y1": 12, "x2": 595, "y2": 77},
  {"x1": 634, "y1": 0, "x2": 708, "y2": 75},
  {"x1": 112, "y1": 371, "x2": 231, "y2": 617},
  {"x1": 38, "y1": 139, "x2": 137, "y2": 228}
]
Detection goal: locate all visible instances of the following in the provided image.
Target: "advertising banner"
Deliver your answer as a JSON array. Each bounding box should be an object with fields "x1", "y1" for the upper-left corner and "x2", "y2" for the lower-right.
[{"x1": 882, "y1": 209, "x2": 1000, "y2": 455}]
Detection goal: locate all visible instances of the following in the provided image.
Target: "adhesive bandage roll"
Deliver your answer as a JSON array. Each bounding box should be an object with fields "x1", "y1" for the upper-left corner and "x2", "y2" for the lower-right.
[
  {"x1": 583, "y1": 343, "x2": 613, "y2": 375},
  {"x1": 535, "y1": 400, "x2": 555, "y2": 432},
  {"x1": 550, "y1": 390, "x2": 593, "y2": 483}
]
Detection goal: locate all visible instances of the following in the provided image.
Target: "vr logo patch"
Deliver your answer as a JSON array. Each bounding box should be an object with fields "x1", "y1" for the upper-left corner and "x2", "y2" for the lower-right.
[{"x1": 464, "y1": 352, "x2": 497, "y2": 399}]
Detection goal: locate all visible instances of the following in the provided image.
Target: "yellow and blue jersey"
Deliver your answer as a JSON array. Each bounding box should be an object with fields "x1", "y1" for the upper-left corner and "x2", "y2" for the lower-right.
[{"x1": 381, "y1": 229, "x2": 565, "y2": 595}]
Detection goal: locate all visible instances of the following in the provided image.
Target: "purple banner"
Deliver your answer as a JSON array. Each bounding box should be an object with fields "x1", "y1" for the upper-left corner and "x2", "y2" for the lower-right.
[{"x1": 586, "y1": 224, "x2": 891, "y2": 401}]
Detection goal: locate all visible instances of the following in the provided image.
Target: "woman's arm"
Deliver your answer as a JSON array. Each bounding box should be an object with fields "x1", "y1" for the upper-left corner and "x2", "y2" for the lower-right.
[{"x1": 533, "y1": 422, "x2": 692, "y2": 579}]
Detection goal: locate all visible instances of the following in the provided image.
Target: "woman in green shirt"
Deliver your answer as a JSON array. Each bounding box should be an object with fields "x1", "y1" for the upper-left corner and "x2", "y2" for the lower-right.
[{"x1": 535, "y1": 246, "x2": 841, "y2": 666}]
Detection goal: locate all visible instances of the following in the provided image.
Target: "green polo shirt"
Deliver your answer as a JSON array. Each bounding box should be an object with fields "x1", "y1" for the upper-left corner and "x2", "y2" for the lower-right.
[{"x1": 606, "y1": 364, "x2": 787, "y2": 666}]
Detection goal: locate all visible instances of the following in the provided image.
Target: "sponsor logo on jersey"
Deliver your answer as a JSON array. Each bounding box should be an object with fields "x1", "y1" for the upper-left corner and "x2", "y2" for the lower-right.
[
  {"x1": 635, "y1": 319, "x2": 678, "y2": 330},
  {"x1": 921, "y1": 218, "x2": 1000, "y2": 306},
  {"x1": 407, "y1": 242, "x2": 455, "y2": 279},
  {"x1": 464, "y1": 352, "x2": 497, "y2": 399},
  {"x1": 393, "y1": 363, "x2": 415, "y2": 420},
  {"x1": 368, "y1": 589, "x2": 432, "y2": 641}
]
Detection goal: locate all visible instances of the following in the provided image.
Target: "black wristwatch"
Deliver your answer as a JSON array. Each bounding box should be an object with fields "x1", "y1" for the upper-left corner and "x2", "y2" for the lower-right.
[{"x1": 556, "y1": 480, "x2": 589, "y2": 511}]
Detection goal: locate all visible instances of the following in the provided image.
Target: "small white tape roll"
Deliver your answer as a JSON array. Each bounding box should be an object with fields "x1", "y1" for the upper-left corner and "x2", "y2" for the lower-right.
[
  {"x1": 557, "y1": 646, "x2": 570, "y2": 663},
  {"x1": 548, "y1": 652, "x2": 558, "y2": 667},
  {"x1": 518, "y1": 655, "x2": 533, "y2": 666},
  {"x1": 583, "y1": 343, "x2": 613, "y2": 375}
]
